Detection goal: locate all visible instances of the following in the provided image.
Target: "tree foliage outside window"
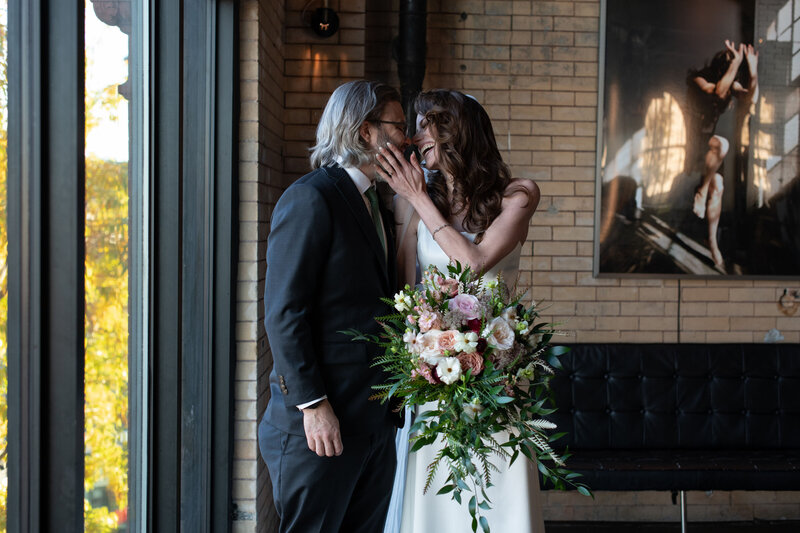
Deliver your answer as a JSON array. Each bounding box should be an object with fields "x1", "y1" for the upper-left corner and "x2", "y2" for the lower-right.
[
  {"x1": 0, "y1": 3, "x2": 9, "y2": 530},
  {"x1": 83, "y1": 17, "x2": 130, "y2": 532}
]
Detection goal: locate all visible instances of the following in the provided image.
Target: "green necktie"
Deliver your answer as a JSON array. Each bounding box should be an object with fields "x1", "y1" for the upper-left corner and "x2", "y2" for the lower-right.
[{"x1": 364, "y1": 185, "x2": 386, "y2": 257}]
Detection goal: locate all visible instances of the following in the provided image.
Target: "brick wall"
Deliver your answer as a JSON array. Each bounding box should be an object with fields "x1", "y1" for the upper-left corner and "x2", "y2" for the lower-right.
[
  {"x1": 240, "y1": 0, "x2": 800, "y2": 529},
  {"x1": 237, "y1": 1, "x2": 286, "y2": 532},
  {"x1": 284, "y1": 0, "x2": 368, "y2": 181}
]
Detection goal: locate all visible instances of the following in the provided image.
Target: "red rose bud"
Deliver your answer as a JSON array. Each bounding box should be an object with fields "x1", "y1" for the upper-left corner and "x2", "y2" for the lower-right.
[
  {"x1": 467, "y1": 318, "x2": 482, "y2": 332},
  {"x1": 476, "y1": 337, "x2": 488, "y2": 354}
]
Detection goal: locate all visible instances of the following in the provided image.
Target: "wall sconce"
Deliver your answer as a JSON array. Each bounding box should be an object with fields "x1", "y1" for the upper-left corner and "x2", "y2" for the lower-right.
[
  {"x1": 778, "y1": 288, "x2": 799, "y2": 316},
  {"x1": 310, "y1": 2, "x2": 339, "y2": 38}
]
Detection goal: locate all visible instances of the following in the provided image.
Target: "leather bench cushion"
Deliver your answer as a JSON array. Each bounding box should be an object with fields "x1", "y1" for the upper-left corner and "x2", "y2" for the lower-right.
[
  {"x1": 563, "y1": 449, "x2": 800, "y2": 490},
  {"x1": 547, "y1": 344, "x2": 800, "y2": 450}
]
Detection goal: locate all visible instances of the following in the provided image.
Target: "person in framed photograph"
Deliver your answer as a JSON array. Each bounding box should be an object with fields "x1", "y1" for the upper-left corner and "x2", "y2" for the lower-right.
[{"x1": 686, "y1": 39, "x2": 758, "y2": 269}]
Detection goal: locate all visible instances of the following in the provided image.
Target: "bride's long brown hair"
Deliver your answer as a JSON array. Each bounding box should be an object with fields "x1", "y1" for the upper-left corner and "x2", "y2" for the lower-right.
[{"x1": 415, "y1": 90, "x2": 523, "y2": 241}]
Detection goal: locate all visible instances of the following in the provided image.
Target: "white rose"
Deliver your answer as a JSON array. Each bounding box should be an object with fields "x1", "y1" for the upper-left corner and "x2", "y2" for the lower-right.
[
  {"x1": 417, "y1": 329, "x2": 445, "y2": 364},
  {"x1": 485, "y1": 316, "x2": 515, "y2": 350},
  {"x1": 436, "y1": 357, "x2": 462, "y2": 384}
]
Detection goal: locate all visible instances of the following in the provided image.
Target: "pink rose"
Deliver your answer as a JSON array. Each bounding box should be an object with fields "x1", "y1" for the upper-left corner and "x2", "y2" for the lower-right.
[
  {"x1": 458, "y1": 352, "x2": 485, "y2": 376},
  {"x1": 437, "y1": 330, "x2": 459, "y2": 352},
  {"x1": 439, "y1": 278, "x2": 459, "y2": 297},
  {"x1": 448, "y1": 294, "x2": 482, "y2": 320}
]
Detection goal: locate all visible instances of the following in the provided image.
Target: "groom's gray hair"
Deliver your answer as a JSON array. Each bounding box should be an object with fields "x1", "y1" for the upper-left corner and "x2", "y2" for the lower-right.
[{"x1": 310, "y1": 80, "x2": 401, "y2": 169}]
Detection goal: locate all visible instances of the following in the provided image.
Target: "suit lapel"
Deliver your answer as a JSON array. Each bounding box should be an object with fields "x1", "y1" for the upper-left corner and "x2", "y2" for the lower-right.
[{"x1": 327, "y1": 166, "x2": 390, "y2": 287}]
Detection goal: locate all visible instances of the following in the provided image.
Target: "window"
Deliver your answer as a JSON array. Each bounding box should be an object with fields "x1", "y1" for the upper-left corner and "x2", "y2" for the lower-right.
[
  {"x1": 84, "y1": 1, "x2": 137, "y2": 529},
  {"x1": 6, "y1": 2, "x2": 237, "y2": 530},
  {"x1": 0, "y1": 1, "x2": 8, "y2": 528}
]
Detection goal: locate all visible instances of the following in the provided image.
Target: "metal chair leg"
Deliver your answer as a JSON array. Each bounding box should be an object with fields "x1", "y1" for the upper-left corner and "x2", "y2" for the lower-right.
[{"x1": 680, "y1": 490, "x2": 687, "y2": 533}]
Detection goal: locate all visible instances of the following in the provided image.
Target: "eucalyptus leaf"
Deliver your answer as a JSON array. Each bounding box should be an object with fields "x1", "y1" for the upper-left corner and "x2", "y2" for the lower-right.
[{"x1": 437, "y1": 484, "x2": 456, "y2": 495}]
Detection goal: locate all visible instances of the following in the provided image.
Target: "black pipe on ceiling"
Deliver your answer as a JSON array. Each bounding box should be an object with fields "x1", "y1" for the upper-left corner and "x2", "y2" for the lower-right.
[{"x1": 396, "y1": 0, "x2": 427, "y2": 137}]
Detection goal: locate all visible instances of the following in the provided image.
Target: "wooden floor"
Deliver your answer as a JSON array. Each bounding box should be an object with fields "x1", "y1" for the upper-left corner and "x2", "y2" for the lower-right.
[{"x1": 545, "y1": 521, "x2": 800, "y2": 532}]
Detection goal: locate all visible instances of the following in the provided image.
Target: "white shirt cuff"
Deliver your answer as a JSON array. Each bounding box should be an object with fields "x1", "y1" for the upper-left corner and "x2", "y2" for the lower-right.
[{"x1": 297, "y1": 395, "x2": 327, "y2": 410}]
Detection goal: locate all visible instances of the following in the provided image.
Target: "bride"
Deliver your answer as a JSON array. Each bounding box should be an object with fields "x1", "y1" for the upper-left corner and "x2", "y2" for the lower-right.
[{"x1": 377, "y1": 90, "x2": 544, "y2": 533}]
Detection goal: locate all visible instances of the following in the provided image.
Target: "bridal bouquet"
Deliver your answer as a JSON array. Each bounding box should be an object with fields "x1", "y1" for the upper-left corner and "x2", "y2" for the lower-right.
[{"x1": 343, "y1": 263, "x2": 590, "y2": 533}]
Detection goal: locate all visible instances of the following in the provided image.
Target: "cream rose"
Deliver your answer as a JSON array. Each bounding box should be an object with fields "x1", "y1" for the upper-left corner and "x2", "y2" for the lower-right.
[
  {"x1": 417, "y1": 329, "x2": 445, "y2": 364},
  {"x1": 484, "y1": 316, "x2": 515, "y2": 350}
]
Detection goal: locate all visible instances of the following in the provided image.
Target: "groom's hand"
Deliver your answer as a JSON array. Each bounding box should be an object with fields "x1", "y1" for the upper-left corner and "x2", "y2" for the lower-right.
[{"x1": 302, "y1": 399, "x2": 343, "y2": 457}]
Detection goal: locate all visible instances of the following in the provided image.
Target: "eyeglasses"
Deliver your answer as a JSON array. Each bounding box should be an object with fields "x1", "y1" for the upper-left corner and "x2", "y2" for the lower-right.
[{"x1": 371, "y1": 119, "x2": 408, "y2": 137}]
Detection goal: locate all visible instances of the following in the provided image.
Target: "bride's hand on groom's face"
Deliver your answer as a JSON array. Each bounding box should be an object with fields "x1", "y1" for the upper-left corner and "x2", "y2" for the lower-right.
[{"x1": 376, "y1": 142, "x2": 426, "y2": 201}]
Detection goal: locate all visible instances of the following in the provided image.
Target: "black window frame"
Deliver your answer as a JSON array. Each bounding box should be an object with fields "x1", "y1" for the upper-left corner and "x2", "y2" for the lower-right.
[{"x1": 6, "y1": 0, "x2": 239, "y2": 531}]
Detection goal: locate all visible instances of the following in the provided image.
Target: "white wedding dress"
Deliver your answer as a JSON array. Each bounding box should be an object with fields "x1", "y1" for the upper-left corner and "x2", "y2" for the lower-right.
[{"x1": 386, "y1": 220, "x2": 545, "y2": 533}]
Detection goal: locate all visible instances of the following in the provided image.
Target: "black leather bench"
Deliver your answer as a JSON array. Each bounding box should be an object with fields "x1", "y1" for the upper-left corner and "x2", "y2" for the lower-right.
[{"x1": 544, "y1": 343, "x2": 800, "y2": 529}]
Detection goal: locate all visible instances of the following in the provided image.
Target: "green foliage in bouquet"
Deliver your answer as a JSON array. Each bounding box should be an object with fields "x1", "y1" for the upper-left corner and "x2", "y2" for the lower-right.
[{"x1": 344, "y1": 263, "x2": 591, "y2": 533}]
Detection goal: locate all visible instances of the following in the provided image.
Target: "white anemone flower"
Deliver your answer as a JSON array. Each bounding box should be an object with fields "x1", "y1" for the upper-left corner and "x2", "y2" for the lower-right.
[
  {"x1": 436, "y1": 357, "x2": 462, "y2": 384},
  {"x1": 454, "y1": 331, "x2": 479, "y2": 353}
]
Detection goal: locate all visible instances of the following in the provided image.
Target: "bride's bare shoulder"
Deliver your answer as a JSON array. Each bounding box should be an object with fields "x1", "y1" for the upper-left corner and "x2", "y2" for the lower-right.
[{"x1": 504, "y1": 178, "x2": 540, "y2": 209}]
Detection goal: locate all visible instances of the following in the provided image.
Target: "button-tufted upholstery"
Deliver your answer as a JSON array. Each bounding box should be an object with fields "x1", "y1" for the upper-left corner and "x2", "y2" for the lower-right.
[{"x1": 545, "y1": 344, "x2": 800, "y2": 491}]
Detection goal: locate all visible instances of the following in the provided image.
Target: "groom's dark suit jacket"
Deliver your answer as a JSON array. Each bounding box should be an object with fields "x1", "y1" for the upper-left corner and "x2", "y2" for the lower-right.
[{"x1": 262, "y1": 164, "x2": 400, "y2": 437}]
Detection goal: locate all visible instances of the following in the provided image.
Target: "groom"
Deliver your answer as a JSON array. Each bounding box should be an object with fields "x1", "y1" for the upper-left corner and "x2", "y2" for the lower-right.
[{"x1": 258, "y1": 80, "x2": 407, "y2": 533}]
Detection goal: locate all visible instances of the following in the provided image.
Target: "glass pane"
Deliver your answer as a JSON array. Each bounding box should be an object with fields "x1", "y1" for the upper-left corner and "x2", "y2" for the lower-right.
[
  {"x1": 0, "y1": 1, "x2": 7, "y2": 530},
  {"x1": 85, "y1": 1, "x2": 131, "y2": 530}
]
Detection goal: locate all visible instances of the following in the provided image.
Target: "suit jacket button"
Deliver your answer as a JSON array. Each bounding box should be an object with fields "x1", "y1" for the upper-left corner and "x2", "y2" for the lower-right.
[{"x1": 279, "y1": 375, "x2": 288, "y2": 395}]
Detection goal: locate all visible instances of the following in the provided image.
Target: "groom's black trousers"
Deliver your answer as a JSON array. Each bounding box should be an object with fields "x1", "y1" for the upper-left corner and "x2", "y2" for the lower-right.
[{"x1": 259, "y1": 419, "x2": 396, "y2": 533}]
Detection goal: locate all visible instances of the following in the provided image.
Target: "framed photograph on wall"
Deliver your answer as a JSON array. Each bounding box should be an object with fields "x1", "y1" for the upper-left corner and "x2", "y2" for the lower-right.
[{"x1": 595, "y1": 0, "x2": 800, "y2": 277}]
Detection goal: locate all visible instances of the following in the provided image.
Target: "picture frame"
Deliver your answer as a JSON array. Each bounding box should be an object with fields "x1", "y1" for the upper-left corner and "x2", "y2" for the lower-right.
[{"x1": 595, "y1": 0, "x2": 800, "y2": 278}]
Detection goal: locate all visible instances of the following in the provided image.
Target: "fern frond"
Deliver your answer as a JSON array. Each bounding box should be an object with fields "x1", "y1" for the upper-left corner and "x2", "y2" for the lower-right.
[{"x1": 423, "y1": 448, "x2": 447, "y2": 494}]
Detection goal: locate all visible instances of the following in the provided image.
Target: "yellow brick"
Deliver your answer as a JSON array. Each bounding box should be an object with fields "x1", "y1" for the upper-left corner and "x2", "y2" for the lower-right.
[
  {"x1": 681, "y1": 317, "x2": 729, "y2": 331},
  {"x1": 597, "y1": 287, "x2": 638, "y2": 301},
  {"x1": 624, "y1": 331, "x2": 665, "y2": 342},
  {"x1": 681, "y1": 288, "x2": 730, "y2": 302}
]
